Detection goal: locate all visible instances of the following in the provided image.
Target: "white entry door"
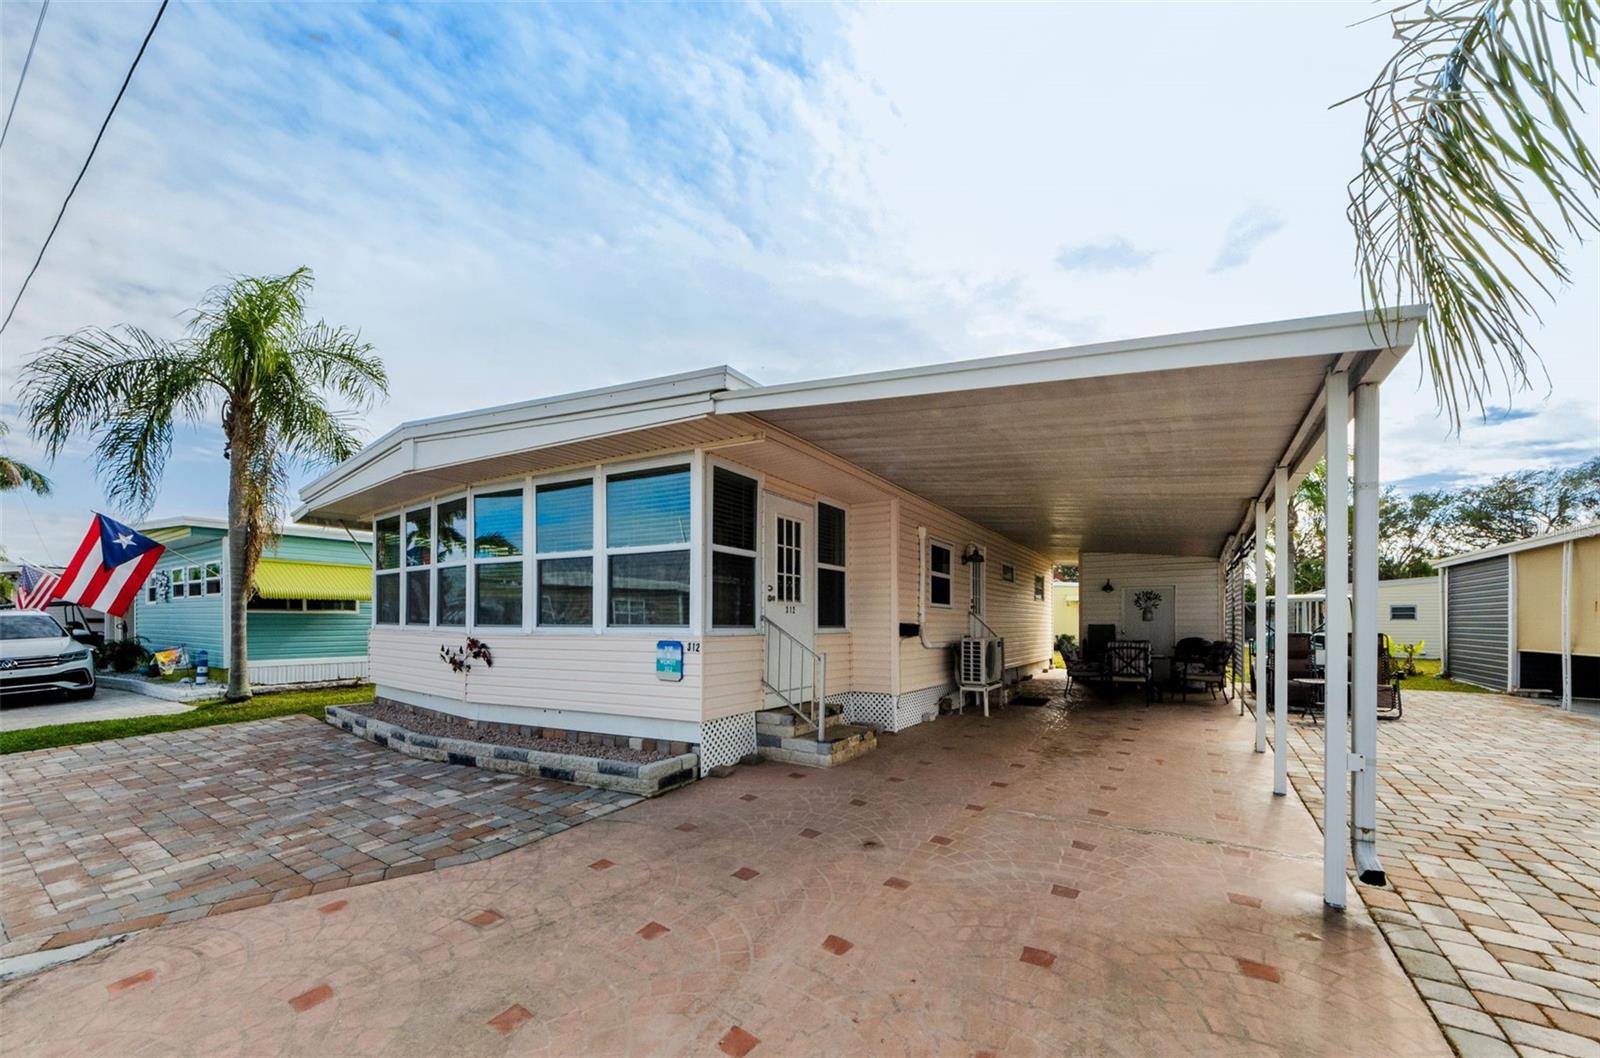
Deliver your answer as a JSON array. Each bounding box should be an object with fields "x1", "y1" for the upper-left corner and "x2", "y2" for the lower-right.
[
  {"x1": 763, "y1": 494, "x2": 815, "y2": 708},
  {"x1": 1122, "y1": 584, "x2": 1177, "y2": 672}
]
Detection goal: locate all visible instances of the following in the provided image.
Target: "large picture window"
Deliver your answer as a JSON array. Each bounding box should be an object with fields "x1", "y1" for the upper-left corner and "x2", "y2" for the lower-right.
[
  {"x1": 473, "y1": 488, "x2": 524, "y2": 626},
  {"x1": 435, "y1": 496, "x2": 467, "y2": 627},
  {"x1": 375, "y1": 515, "x2": 400, "y2": 624},
  {"x1": 536, "y1": 479, "x2": 594, "y2": 626},
  {"x1": 929, "y1": 541, "x2": 953, "y2": 608},
  {"x1": 817, "y1": 502, "x2": 846, "y2": 629},
  {"x1": 404, "y1": 506, "x2": 432, "y2": 626},
  {"x1": 711, "y1": 467, "x2": 757, "y2": 628},
  {"x1": 606, "y1": 465, "x2": 690, "y2": 626}
]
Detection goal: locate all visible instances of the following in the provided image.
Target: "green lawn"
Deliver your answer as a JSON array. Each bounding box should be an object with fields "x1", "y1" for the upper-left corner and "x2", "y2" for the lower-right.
[
  {"x1": 1397, "y1": 658, "x2": 1491, "y2": 694},
  {"x1": 0, "y1": 684, "x2": 375, "y2": 755}
]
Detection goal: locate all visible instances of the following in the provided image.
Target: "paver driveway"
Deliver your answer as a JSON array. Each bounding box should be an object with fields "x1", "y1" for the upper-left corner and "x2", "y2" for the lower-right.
[
  {"x1": 0, "y1": 680, "x2": 1445, "y2": 1057},
  {"x1": 0, "y1": 716, "x2": 637, "y2": 957},
  {"x1": 1283, "y1": 691, "x2": 1600, "y2": 1058}
]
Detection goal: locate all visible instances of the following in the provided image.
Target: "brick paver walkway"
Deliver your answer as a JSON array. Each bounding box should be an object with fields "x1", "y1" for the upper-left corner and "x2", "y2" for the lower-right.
[
  {"x1": 0, "y1": 716, "x2": 637, "y2": 957},
  {"x1": 0, "y1": 679, "x2": 1445, "y2": 1057},
  {"x1": 1281, "y1": 691, "x2": 1600, "y2": 1058}
]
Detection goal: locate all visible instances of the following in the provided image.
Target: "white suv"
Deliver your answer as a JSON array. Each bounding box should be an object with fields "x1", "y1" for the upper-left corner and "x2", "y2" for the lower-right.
[{"x1": 0, "y1": 610, "x2": 96, "y2": 701}]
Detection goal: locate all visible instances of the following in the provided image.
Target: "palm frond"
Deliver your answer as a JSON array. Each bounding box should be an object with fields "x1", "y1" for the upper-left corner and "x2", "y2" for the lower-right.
[{"x1": 1348, "y1": 0, "x2": 1600, "y2": 425}]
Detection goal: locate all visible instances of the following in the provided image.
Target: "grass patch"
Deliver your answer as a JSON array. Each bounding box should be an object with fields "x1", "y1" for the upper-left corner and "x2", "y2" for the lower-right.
[
  {"x1": 0, "y1": 684, "x2": 375, "y2": 755},
  {"x1": 1397, "y1": 658, "x2": 1490, "y2": 694}
]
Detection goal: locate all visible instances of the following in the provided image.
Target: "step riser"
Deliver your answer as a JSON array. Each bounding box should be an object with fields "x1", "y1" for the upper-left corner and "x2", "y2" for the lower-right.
[{"x1": 757, "y1": 731, "x2": 877, "y2": 769}]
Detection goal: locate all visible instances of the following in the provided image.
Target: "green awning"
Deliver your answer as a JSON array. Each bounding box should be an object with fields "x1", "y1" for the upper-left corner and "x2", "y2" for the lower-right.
[{"x1": 254, "y1": 559, "x2": 371, "y2": 601}]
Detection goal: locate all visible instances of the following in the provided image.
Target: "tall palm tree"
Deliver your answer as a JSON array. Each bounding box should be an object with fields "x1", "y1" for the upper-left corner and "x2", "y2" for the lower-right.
[
  {"x1": 1349, "y1": 0, "x2": 1598, "y2": 424},
  {"x1": 0, "y1": 422, "x2": 52, "y2": 494},
  {"x1": 22, "y1": 268, "x2": 386, "y2": 701}
]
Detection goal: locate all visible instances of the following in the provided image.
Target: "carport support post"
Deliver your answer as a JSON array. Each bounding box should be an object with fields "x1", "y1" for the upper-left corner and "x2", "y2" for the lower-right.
[
  {"x1": 1323, "y1": 370, "x2": 1350, "y2": 911},
  {"x1": 1273, "y1": 466, "x2": 1289, "y2": 797},
  {"x1": 1254, "y1": 500, "x2": 1268, "y2": 753},
  {"x1": 1351, "y1": 382, "x2": 1384, "y2": 885}
]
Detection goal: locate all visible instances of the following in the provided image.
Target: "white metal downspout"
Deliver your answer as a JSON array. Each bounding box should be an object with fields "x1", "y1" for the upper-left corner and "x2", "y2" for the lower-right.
[
  {"x1": 1253, "y1": 500, "x2": 1268, "y2": 754},
  {"x1": 1507, "y1": 558, "x2": 1519, "y2": 692},
  {"x1": 1561, "y1": 540, "x2": 1574, "y2": 711},
  {"x1": 1272, "y1": 466, "x2": 1289, "y2": 798},
  {"x1": 1351, "y1": 382, "x2": 1384, "y2": 886},
  {"x1": 916, "y1": 525, "x2": 934, "y2": 650},
  {"x1": 1323, "y1": 369, "x2": 1351, "y2": 911}
]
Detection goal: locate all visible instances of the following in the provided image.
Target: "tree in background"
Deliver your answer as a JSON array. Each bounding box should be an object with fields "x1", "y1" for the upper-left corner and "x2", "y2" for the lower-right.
[
  {"x1": 0, "y1": 422, "x2": 51, "y2": 495},
  {"x1": 1350, "y1": 0, "x2": 1598, "y2": 423},
  {"x1": 1290, "y1": 455, "x2": 1599, "y2": 590},
  {"x1": 22, "y1": 268, "x2": 386, "y2": 702}
]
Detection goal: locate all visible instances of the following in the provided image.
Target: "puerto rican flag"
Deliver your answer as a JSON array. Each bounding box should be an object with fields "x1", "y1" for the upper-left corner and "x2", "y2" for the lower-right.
[{"x1": 52, "y1": 514, "x2": 165, "y2": 617}]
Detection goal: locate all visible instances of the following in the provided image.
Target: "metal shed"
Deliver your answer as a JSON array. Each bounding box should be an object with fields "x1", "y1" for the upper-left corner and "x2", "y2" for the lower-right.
[{"x1": 1442, "y1": 556, "x2": 1510, "y2": 691}]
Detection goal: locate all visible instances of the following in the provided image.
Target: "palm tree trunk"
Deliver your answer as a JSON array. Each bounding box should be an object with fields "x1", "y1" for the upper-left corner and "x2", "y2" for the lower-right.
[{"x1": 225, "y1": 446, "x2": 252, "y2": 702}]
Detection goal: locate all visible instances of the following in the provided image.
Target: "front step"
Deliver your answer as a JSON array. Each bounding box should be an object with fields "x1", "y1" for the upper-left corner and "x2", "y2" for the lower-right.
[
  {"x1": 755, "y1": 704, "x2": 844, "y2": 741},
  {"x1": 756, "y1": 720, "x2": 878, "y2": 769}
]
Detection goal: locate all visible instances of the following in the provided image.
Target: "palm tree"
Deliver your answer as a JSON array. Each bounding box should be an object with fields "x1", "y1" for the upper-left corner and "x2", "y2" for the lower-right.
[
  {"x1": 0, "y1": 422, "x2": 52, "y2": 494},
  {"x1": 1349, "y1": 0, "x2": 1599, "y2": 424},
  {"x1": 21, "y1": 268, "x2": 386, "y2": 701}
]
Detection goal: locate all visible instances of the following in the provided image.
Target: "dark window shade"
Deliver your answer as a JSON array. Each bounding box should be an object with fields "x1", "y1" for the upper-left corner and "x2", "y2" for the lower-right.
[
  {"x1": 712, "y1": 551, "x2": 756, "y2": 627},
  {"x1": 405, "y1": 570, "x2": 431, "y2": 624},
  {"x1": 818, "y1": 503, "x2": 846, "y2": 567},
  {"x1": 375, "y1": 573, "x2": 400, "y2": 623},
  {"x1": 437, "y1": 566, "x2": 466, "y2": 626},
  {"x1": 538, "y1": 557, "x2": 593, "y2": 626},
  {"x1": 712, "y1": 468, "x2": 758, "y2": 551},
  {"x1": 818, "y1": 568, "x2": 846, "y2": 628}
]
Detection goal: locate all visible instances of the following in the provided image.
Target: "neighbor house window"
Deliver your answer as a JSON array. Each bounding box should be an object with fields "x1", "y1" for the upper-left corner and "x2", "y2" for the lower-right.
[
  {"x1": 435, "y1": 496, "x2": 467, "y2": 627},
  {"x1": 817, "y1": 502, "x2": 846, "y2": 630},
  {"x1": 374, "y1": 514, "x2": 400, "y2": 624},
  {"x1": 404, "y1": 506, "x2": 432, "y2": 626},
  {"x1": 147, "y1": 582, "x2": 157, "y2": 603},
  {"x1": 204, "y1": 562, "x2": 221, "y2": 595},
  {"x1": 1390, "y1": 604, "x2": 1418, "y2": 620},
  {"x1": 1034, "y1": 575, "x2": 1046, "y2": 601},
  {"x1": 606, "y1": 465, "x2": 690, "y2": 626},
  {"x1": 929, "y1": 541, "x2": 953, "y2": 608},
  {"x1": 536, "y1": 478, "x2": 594, "y2": 627},
  {"x1": 710, "y1": 467, "x2": 758, "y2": 629},
  {"x1": 473, "y1": 487, "x2": 524, "y2": 626},
  {"x1": 250, "y1": 596, "x2": 358, "y2": 613}
]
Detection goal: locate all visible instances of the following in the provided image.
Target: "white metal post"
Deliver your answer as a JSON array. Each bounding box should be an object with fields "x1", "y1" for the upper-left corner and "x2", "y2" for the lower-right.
[
  {"x1": 1273, "y1": 466, "x2": 1289, "y2": 798},
  {"x1": 1561, "y1": 541, "x2": 1574, "y2": 711},
  {"x1": 1254, "y1": 500, "x2": 1268, "y2": 753},
  {"x1": 1351, "y1": 382, "x2": 1384, "y2": 885},
  {"x1": 1323, "y1": 370, "x2": 1351, "y2": 911}
]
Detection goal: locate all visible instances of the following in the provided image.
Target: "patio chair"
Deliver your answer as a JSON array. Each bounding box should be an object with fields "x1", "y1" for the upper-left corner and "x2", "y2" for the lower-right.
[
  {"x1": 1267, "y1": 633, "x2": 1318, "y2": 713},
  {"x1": 1105, "y1": 639, "x2": 1154, "y2": 704},
  {"x1": 1298, "y1": 635, "x2": 1405, "y2": 724},
  {"x1": 1176, "y1": 640, "x2": 1233, "y2": 702},
  {"x1": 1071, "y1": 623, "x2": 1117, "y2": 685},
  {"x1": 1171, "y1": 637, "x2": 1211, "y2": 701}
]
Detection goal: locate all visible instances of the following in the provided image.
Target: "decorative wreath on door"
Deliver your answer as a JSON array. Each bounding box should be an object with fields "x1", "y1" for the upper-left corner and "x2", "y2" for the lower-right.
[{"x1": 1132, "y1": 590, "x2": 1163, "y2": 621}]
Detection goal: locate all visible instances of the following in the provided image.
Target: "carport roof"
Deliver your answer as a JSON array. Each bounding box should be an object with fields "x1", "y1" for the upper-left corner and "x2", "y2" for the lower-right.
[{"x1": 297, "y1": 307, "x2": 1424, "y2": 561}]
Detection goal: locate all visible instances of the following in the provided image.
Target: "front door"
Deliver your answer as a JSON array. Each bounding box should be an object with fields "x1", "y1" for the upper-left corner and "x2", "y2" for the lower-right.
[
  {"x1": 763, "y1": 494, "x2": 815, "y2": 708},
  {"x1": 1122, "y1": 584, "x2": 1176, "y2": 676}
]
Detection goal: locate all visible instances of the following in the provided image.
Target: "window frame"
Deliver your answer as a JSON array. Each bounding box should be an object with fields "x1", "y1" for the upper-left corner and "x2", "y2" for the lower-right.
[
  {"x1": 248, "y1": 596, "x2": 360, "y2": 614},
  {"x1": 373, "y1": 513, "x2": 402, "y2": 626},
  {"x1": 1034, "y1": 574, "x2": 1047, "y2": 601},
  {"x1": 469, "y1": 480, "x2": 529, "y2": 630},
  {"x1": 533, "y1": 471, "x2": 597, "y2": 630},
  {"x1": 433, "y1": 492, "x2": 469, "y2": 628},
  {"x1": 816, "y1": 497, "x2": 848, "y2": 632},
  {"x1": 603, "y1": 458, "x2": 693, "y2": 630},
  {"x1": 204, "y1": 562, "x2": 222, "y2": 596},
  {"x1": 928, "y1": 539, "x2": 954, "y2": 609},
  {"x1": 707, "y1": 460, "x2": 761, "y2": 633},
  {"x1": 403, "y1": 504, "x2": 433, "y2": 627}
]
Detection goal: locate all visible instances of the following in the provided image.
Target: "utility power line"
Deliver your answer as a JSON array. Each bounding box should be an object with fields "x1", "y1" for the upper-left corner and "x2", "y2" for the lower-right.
[
  {"x1": 1, "y1": 0, "x2": 168, "y2": 335},
  {"x1": 0, "y1": 0, "x2": 50, "y2": 151}
]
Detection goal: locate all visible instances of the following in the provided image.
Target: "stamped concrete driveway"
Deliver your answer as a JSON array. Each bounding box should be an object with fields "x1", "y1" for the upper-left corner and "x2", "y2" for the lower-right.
[
  {"x1": 0, "y1": 681, "x2": 1444, "y2": 1058},
  {"x1": 1284, "y1": 691, "x2": 1600, "y2": 1058},
  {"x1": 0, "y1": 716, "x2": 637, "y2": 958}
]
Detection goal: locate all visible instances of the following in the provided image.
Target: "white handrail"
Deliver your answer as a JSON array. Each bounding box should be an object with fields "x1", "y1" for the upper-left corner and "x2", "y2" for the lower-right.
[{"x1": 761, "y1": 616, "x2": 829, "y2": 741}]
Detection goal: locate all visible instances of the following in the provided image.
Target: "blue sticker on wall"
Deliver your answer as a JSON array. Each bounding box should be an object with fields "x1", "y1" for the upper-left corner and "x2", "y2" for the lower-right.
[{"x1": 656, "y1": 640, "x2": 684, "y2": 682}]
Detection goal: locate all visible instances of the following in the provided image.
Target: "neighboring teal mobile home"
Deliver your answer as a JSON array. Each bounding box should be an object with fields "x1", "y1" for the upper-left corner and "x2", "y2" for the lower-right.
[{"x1": 132, "y1": 518, "x2": 373, "y2": 685}]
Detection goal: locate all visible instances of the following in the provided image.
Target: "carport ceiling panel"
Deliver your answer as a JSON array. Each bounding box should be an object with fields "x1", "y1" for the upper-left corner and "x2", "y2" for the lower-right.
[{"x1": 752, "y1": 356, "x2": 1330, "y2": 557}]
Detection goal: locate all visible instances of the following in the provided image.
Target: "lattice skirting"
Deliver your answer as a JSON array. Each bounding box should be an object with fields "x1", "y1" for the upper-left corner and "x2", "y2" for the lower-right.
[
  {"x1": 893, "y1": 683, "x2": 952, "y2": 733},
  {"x1": 837, "y1": 691, "x2": 895, "y2": 730},
  {"x1": 697, "y1": 713, "x2": 758, "y2": 776}
]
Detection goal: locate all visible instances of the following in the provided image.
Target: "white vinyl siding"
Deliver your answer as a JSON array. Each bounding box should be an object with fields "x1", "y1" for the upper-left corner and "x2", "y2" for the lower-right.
[{"x1": 1077, "y1": 553, "x2": 1223, "y2": 643}]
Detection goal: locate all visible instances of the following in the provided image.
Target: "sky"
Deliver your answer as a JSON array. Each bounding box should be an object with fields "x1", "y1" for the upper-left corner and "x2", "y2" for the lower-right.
[{"x1": 2, "y1": 2, "x2": 1596, "y2": 565}]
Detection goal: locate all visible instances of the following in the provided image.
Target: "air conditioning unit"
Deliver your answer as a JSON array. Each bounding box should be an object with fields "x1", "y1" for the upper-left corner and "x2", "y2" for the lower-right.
[{"x1": 956, "y1": 635, "x2": 1005, "y2": 715}]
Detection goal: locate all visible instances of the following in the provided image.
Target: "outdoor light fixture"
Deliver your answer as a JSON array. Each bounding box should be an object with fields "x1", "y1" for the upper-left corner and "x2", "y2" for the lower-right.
[
  {"x1": 961, "y1": 545, "x2": 985, "y2": 565},
  {"x1": 1101, "y1": 579, "x2": 1115, "y2": 593}
]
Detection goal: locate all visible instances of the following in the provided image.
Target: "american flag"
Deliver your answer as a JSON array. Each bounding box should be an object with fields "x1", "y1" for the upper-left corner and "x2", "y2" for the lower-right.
[
  {"x1": 14, "y1": 564, "x2": 60, "y2": 610},
  {"x1": 52, "y1": 514, "x2": 165, "y2": 618}
]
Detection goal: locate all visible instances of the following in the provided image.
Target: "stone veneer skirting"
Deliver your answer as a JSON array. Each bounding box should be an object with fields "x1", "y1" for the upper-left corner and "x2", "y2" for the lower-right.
[{"x1": 326, "y1": 705, "x2": 699, "y2": 797}]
